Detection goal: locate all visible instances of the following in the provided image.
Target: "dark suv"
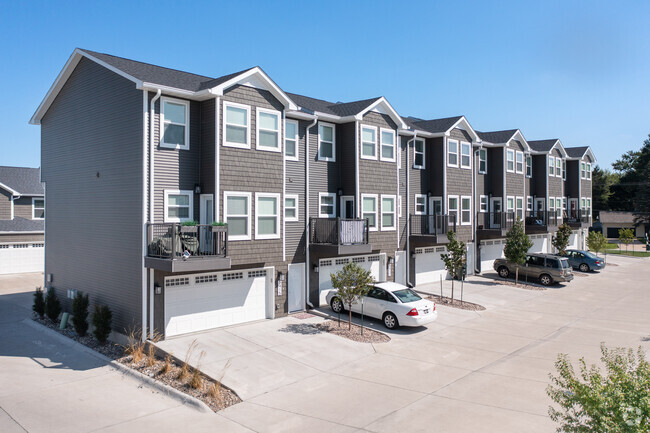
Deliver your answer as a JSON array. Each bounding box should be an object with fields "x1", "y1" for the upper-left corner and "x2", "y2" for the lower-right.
[{"x1": 493, "y1": 253, "x2": 574, "y2": 286}]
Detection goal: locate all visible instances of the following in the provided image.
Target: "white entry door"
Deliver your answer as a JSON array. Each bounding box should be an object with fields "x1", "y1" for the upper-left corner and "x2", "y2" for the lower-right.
[
  {"x1": 428, "y1": 197, "x2": 442, "y2": 215},
  {"x1": 341, "y1": 196, "x2": 355, "y2": 219},
  {"x1": 394, "y1": 251, "x2": 406, "y2": 285},
  {"x1": 288, "y1": 263, "x2": 305, "y2": 313}
]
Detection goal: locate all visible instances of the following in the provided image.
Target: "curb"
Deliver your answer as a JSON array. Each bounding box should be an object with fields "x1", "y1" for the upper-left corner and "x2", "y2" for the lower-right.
[{"x1": 23, "y1": 318, "x2": 211, "y2": 413}]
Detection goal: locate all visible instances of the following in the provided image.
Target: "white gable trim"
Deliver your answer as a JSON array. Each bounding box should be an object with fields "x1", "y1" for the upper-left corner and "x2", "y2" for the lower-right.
[
  {"x1": 510, "y1": 130, "x2": 531, "y2": 151},
  {"x1": 0, "y1": 182, "x2": 20, "y2": 196},
  {"x1": 446, "y1": 116, "x2": 481, "y2": 143},
  {"x1": 356, "y1": 97, "x2": 407, "y2": 129}
]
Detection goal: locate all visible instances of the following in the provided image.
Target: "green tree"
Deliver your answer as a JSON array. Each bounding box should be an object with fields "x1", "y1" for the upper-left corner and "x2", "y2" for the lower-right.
[
  {"x1": 92, "y1": 304, "x2": 113, "y2": 344},
  {"x1": 33, "y1": 287, "x2": 45, "y2": 318},
  {"x1": 503, "y1": 219, "x2": 533, "y2": 285},
  {"x1": 587, "y1": 231, "x2": 608, "y2": 256},
  {"x1": 440, "y1": 231, "x2": 466, "y2": 302},
  {"x1": 44, "y1": 287, "x2": 61, "y2": 322},
  {"x1": 591, "y1": 166, "x2": 619, "y2": 211},
  {"x1": 72, "y1": 292, "x2": 90, "y2": 336},
  {"x1": 610, "y1": 134, "x2": 650, "y2": 212},
  {"x1": 619, "y1": 228, "x2": 635, "y2": 254},
  {"x1": 547, "y1": 344, "x2": 650, "y2": 433},
  {"x1": 330, "y1": 262, "x2": 375, "y2": 330},
  {"x1": 552, "y1": 223, "x2": 573, "y2": 255}
]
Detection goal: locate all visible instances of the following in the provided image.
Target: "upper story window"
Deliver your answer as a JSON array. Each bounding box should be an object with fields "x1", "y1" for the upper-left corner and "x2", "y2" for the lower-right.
[
  {"x1": 224, "y1": 192, "x2": 251, "y2": 241},
  {"x1": 555, "y1": 158, "x2": 562, "y2": 178},
  {"x1": 549, "y1": 156, "x2": 555, "y2": 176},
  {"x1": 361, "y1": 126, "x2": 377, "y2": 159},
  {"x1": 461, "y1": 196, "x2": 471, "y2": 225},
  {"x1": 161, "y1": 97, "x2": 189, "y2": 150},
  {"x1": 478, "y1": 149, "x2": 487, "y2": 174},
  {"x1": 414, "y1": 194, "x2": 427, "y2": 215},
  {"x1": 164, "y1": 190, "x2": 193, "y2": 223},
  {"x1": 381, "y1": 195, "x2": 396, "y2": 230},
  {"x1": 562, "y1": 160, "x2": 566, "y2": 180},
  {"x1": 255, "y1": 193, "x2": 280, "y2": 239},
  {"x1": 506, "y1": 149, "x2": 515, "y2": 172},
  {"x1": 413, "y1": 139, "x2": 425, "y2": 169},
  {"x1": 362, "y1": 194, "x2": 378, "y2": 231},
  {"x1": 515, "y1": 151, "x2": 524, "y2": 174},
  {"x1": 380, "y1": 129, "x2": 396, "y2": 162},
  {"x1": 460, "y1": 142, "x2": 471, "y2": 169},
  {"x1": 448, "y1": 196, "x2": 459, "y2": 224},
  {"x1": 516, "y1": 197, "x2": 523, "y2": 220},
  {"x1": 581, "y1": 162, "x2": 586, "y2": 179},
  {"x1": 318, "y1": 123, "x2": 336, "y2": 161},
  {"x1": 285, "y1": 120, "x2": 298, "y2": 160},
  {"x1": 526, "y1": 155, "x2": 532, "y2": 177},
  {"x1": 319, "y1": 192, "x2": 336, "y2": 218},
  {"x1": 256, "y1": 108, "x2": 280, "y2": 152},
  {"x1": 448, "y1": 140, "x2": 459, "y2": 167},
  {"x1": 527, "y1": 196, "x2": 533, "y2": 211},
  {"x1": 224, "y1": 102, "x2": 250, "y2": 149},
  {"x1": 32, "y1": 198, "x2": 44, "y2": 220},
  {"x1": 479, "y1": 195, "x2": 488, "y2": 212},
  {"x1": 285, "y1": 195, "x2": 298, "y2": 222},
  {"x1": 586, "y1": 163, "x2": 592, "y2": 180}
]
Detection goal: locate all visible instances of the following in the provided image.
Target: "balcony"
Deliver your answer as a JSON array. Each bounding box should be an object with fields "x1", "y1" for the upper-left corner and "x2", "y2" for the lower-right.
[
  {"x1": 525, "y1": 211, "x2": 560, "y2": 233},
  {"x1": 566, "y1": 209, "x2": 591, "y2": 228},
  {"x1": 309, "y1": 218, "x2": 371, "y2": 255},
  {"x1": 409, "y1": 214, "x2": 456, "y2": 248},
  {"x1": 145, "y1": 223, "x2": 230, "y2": 273},
  {"x1": 476, "y1": 211, "x2": 515, "y2": 239}
]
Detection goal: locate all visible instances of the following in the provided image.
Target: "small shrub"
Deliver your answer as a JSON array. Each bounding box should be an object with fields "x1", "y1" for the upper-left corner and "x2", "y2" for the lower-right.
[
  {"x1": 181, "y1": 220, "x2": 198, "y2": 226},
  {"x1": 92, "y1": 304, "x2": 112, "y2": 344},
  {"x1": 211, "y1": 221, "x2": 226, "y2": 226},
  {"x1": 33, "y1": 287, "x2": 45, "y2": 318},
  {"x1": 124, "y1": 329, "x2": 145, "y2": 363},
  {"x1": 160, "y1": 353, "x2": 173, "y2": 375},
  {"x1": 44, "y1": 287, "x2": 61, "y2": 322},
  {"x1": 71, "y1": 293, "x2": 89, "y2": 336},
  {"x1": 189, "y1": 350, "x2": 206, "y2": 390},
  {"x1": 146, "y1": 344, "x2": 156, "y2": 367},
  {"x1": 178, "y1": 339, "x2": 198, "y2": 380}
]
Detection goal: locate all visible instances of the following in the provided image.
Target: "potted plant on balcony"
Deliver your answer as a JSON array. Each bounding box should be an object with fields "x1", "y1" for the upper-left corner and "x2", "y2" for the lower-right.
[
  {"x1": 180, "y1": 220, "x2": 199, "y2": 233},
  {"x1": 210, "y1": 221, "x2": 227, "y2": 233}
]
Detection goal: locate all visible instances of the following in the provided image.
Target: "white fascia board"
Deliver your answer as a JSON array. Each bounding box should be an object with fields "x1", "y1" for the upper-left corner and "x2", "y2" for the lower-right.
[
  {"x1": 448, "y1": 116, "x2": 481, "y2": 143},
  {"x1": 208, "y1": 67, "x2": 298, "y2": 110},
  {"x1": 551, "y1": 140, "x2": 568, "y2": 158},
  {"x1": 0, "y1": 231, "x2": 44, "y2": 234},
  {"x1": 0, "y1": 182, "x2": 20, "y2": 196},
  {"x1": 141, "y1": 83, "x2": 199, "y2": 99},
  {"x1": 356, "y1": 97, "x2": 408, "y2": 129},
  {"x1": 512, "y1": 130, "x2": 531, "y2": 151},
  {"x1": 285, "y1": 110, "x2": 317, "y2": 120},
  {"x1": 397, "y1": 128, "x2": 438, "y2": 138}
]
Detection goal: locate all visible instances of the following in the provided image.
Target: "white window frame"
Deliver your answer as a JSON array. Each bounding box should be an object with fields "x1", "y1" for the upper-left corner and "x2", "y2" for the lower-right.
[
  {"x1": 581, "y1": 162, "x2": 586, "y2": 179},
  {"x1": 526, "y1": 155, "x2": 532, "y2": 177},
  {"x1": 581, "y1": 197, "x2": 586, "y2": 209},
  {"x1": 380, "y1": 194, "x2": 397, "y2": 231},
  {"x1": 506, "y1": 196, "x2": 515, "y2": 214},
  {"x1": 448, "y1": 195, "x2": 459, "y2": 225},
  {"x1": 478, "y1": 149, "x2": 487, "y2": 174},
  {"x1": 586, "y1": 198, "x2": 591, "y2": 209},
  {"x1": 362, "y1": 194, "x2": 379, "y2": 231},
  {"x1": 284, "y1": 119, "x2": 299, "y2": 161},
  {"x1": 223, "y1": 101, "x2": 251, "y2": 149},
  {"x1": 380, "y1": 128, "x2": 396, "y2": 162},
  {"x1": 360, "y1": 125, "x2": 378, "y2": 160},
  {"x1": 527, "y1": 196, "x2": 533, "y2": 212},
  {"x1": 549, "y1": 156, "x2": 555, "y2": 176},
  {"x1": 224, "y1": 191, "x2": 252, "y2": 241},
  {"x1": 318, "y1": 122, "x2": 336, "y2": 162},
  {"x1": 160, "y1": 97, "x2": 190, "y2": 150},
  {"x1": 413, "y1": 139, "x2": 425, "y2": 169},
  {"x1": 515, "y1": 196, "x2": 524, "y2": 220},
  {"x1": 285, "y1": 194, "x2": 299, "y2": 222},
  {"x1": 255, "y1": 193, "x2": 281, "y2": 240},
  {"x1": 460, "y1": 195, "x2": 471, "y2": 225},
  {"x1": 164, "y1": 190, "x2": 193, "y2": 223},
  {"x1": 515, "y1": 151, "x2": 524, "y2": 174},
  {"x1": 414, "y1": 194, "x2": 427, "y2": 215},
  {"x1": 32, "y1": 198, "x2": 45, "y2": 220},
  {"x1": 562, "y1": 159, "x2": 566, "y2": 180},
  {"x1": 479, "y1": 195, "x2": 488, "y2": 213},
  {"x1": 506, "y1": 149, "x2": 515, "y2": 172},
  {"x1": 460, "y1": 141, "x2": 471, "y2": 169},
  {"x1": 586, "y1": 163, "x2": 592, "y2": 180},
  {"x1": 398, "y1": 196, "x2": 403, "y2": 218},
  {"x1": 556, "y1": 157, "x2": 562, "y2": 178},
  {"x1": 549, "y1": 196, "x2": 556, "y2": 214},
  {"x1": 447, "y1": 139, "x2": 459, "y2": 168},
  {"x1": 255, "y1": 107, "x2": 281, "y2": 153},
  {"x1": 318, "y1": 192, "x2": 336, "y2": 218}
]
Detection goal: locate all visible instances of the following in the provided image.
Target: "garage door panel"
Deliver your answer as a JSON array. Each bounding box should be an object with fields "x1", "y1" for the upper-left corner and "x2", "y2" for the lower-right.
[
  {"x1": 480, "y1": 241, "x2": 504, "y2": 273},
  {"x1": 318, "y1": 254, "x2": 385, "y2": 305},
  {"x1": 415, "y1": 247, "x2": 447, "y2": 285},
  {"x1": 0, "y1": 244, "x2": 44, "y2": 275},
  {"x1": 530, "y1": 236, "x2": 547, "y2": 254}
]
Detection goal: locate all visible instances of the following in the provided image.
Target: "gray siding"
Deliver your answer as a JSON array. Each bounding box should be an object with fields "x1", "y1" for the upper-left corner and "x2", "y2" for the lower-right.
[
  {"x1": 200, "y1": 99, "x2": 216, "y2": 197},
  {"x1": 487, "y1": 147, "x2": 503, "y2": 198},
  {"x1": 565, "y1": 160, "x2": 579, "y2": 198},
  {"x1": 446, "y1": 129, "x2": 473, "y2": 242},
  {"x1": 505, "y1": 139, "x2": 525, "y2": 201},
  {"x1": 548, "y1": 148, "x2": 564, "y2": 199},
  {"x1": 309, "y1": 121, "x2": 340, "y2": 219},
  {"x1": 0, "y1": 233, "x2": 44, "y2": 243},
  {"x1": 339, "y1": 122, "x2": 356, "y2": 198},
  {"x1": 0, "y1": 189, "x2": 11, "y2": 219},
  {"x1": 13, "y1": 196, "x2": 34, "y2": 220},
  {"x1": 398, "y1": 135, "x2": 407, "y2": 250},
  {"x1": 581, "y1": 156, "x2": 593, "y2": 202},
  {"x1": 40, "y1": 57, "x2": 144, "y2": 333},
  {"x1": 285, "y1": 117, "x2": 307, "y2": 263}
]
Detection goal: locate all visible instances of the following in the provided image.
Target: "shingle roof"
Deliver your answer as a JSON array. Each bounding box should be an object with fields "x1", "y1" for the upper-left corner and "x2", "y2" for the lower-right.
[
  {"x1": 329, "y1": 97, "x2": 381, "y2": 117},
  {"x1": 0, "y1": 167, "x2": 43, "y2": 195},
  {"x1": 285, "y1": 93, "x2": 381, "y2": 117},
  {"x1": 599, "y1": 211, "x2": 637, "y2": 224},
  {"x1": 565, "y1": 146, "x2": 589, "y2": 158},
  {"x1": 528, "y1": 139, "x2": 559, "y2": 152},
  {"x1": 411, "y1": 116, "x2": 463, "y2": 134},
  {"x1": 0, "y1": 217, "x2": 44, "y2": 233},
  {"x1": 476, "y1": 129, "x2": 518, "y2": 144}
]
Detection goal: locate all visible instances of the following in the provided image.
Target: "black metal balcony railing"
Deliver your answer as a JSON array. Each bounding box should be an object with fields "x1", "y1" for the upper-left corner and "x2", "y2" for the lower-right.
[
  {"x1": 310, "y1": 218, "x2": 369, "y2": 246},
  {"x1": 147, "y1": 223, "x2": 228, "y2": 260},
  {"x1": 525, "y1": 210, "x2": 560, "y2": 227},
  {"x1": 476, "y1": 211, "x2": 516, "y2": 231},
  {"x1": 567, "y1": 209, "x2": 591, "y2": 224},
  {"x1": 410, "y1": 214, "x2": 456, "y2": 236}
]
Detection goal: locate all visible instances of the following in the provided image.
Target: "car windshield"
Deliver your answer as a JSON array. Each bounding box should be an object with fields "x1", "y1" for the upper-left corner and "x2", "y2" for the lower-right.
[
  {"x1": 560, "y1": 259, "x2": 570, "y2": 269},
  {"x1": 392, "y1": 289, "x2": 421, "y2": 303}
]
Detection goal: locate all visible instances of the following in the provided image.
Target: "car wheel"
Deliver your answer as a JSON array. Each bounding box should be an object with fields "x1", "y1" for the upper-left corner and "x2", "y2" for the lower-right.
[
  {"x1": 383, "y1": 312, "x2": 398, "y2": 329},
  {"x1": 539, "y1": 274, "x2": 552, "y2": 286},
  {"x1": 330, "y1": 297, "x2": 344, "y2": 313},
  {"x1": 579, "y1": 263, "x2": 590, "y2": 272},
  {"x1": 498, "y1": 266, "x2": 510, "y2": 278}
]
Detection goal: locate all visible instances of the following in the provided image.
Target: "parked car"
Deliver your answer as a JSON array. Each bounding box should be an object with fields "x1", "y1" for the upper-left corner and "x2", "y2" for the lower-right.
[
  {"x1": 558, "y1": 249, "x2": 606, "y2": 272},
  {"x1": 493, "y1": 253, "x2": 574, "y2": 286},
  {"x1": 326, "y1": 282, "x2": 437, "y2": 329}
]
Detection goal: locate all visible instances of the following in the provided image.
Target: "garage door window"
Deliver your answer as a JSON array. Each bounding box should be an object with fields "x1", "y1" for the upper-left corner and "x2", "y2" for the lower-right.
[
  {"x1": 164, "y1": 190, "x2": 193, "y2": 222},
  {"x1": 224, "y1": 192, "x2": 251, "y2": 240},
  {"x1": 256, "y1": 193, "x2": 280, "y2": 239},
  {"x1": 362, "y1": 195, "x2": 378, "y2": 231}
]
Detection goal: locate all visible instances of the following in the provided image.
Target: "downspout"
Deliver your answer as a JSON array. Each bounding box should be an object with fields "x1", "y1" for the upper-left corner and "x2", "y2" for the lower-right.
[
  {"x1": 473, "y1": 145, "x2": 480, "y2": 274},
  {"x1": 396, "y1": 131, "x2": 399, "y2": 251},
  {"x1": 9, "y1": 194, "x2": 20, "y2": 220},
  {"x1": 305, "y1": 116, "x2": 318, "y2": 309},
  {"x1": 406, "y1": 131, "x2": 416, "y2": 287},
  {"x1": 355, "y1": 121, "x2": 360, "y2": 217},
  {"x1": 215, "y1": 96, "x2": 221, "y2": 223},
  {"x1": 282, "y1": 110, "x2": 286, "y2": 262},
  {"x1": 147, "y1": 89, "x2": 161, "y2": 341}
]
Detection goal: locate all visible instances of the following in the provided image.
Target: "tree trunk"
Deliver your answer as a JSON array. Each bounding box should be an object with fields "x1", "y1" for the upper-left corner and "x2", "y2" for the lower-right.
[
  {"x1": 348, "y1": 307, "x2": 352, "y2": 331},
  {"x1": 451, "y1": 279, "x2": 454, "y2": 302},
  {"x1": 515, "y1": 267, "x2": 519, "y2": 286}
]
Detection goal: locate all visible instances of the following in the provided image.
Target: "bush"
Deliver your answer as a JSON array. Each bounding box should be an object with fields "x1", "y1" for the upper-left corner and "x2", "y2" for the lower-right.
[
  {"x1": 44, "y1": 287, "x2": 61, "y2": 322},
  {"x1": 587, "y1": 231, "x2": 608, "y2": 255},
  {"x1": 92, "y1": 304, "x2": 112, "y2": 344},
  {"x1": 71, "y1": 292, "x2": 90, "y2": 336},
  {"x1": 552, "y1": 223, "x2": 572, "y2": 255},
  {"x1": 33, "y1": 287, "x2": 45, "y2": 318}
]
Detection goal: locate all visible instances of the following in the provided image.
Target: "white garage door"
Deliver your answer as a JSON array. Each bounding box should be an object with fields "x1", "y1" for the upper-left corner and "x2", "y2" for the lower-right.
[
  {"x1": 530, "y1": 235, "x2": 548, "y2": 254},
  {"x1": 568, "y1": 232, "x2": 579, "y2": 249},
  {"x1": 318, "y1": 254, "x2": 385, "y2": 305},
  {"x1": 164, "y1": 267, "x2": 272, "y2": 337},
  {"x1": 415, "y1": 246, "x2": 447, "y2": 285},
  {"x1": 0, "y1": 242, "x2": 44, "y2": 275},
  {"x1": 479, "y1": 240, "x2": 504, "y2": 273}
]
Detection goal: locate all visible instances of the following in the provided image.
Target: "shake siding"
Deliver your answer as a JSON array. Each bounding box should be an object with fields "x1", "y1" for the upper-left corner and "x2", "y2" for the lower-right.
[
  {"x1": 474, "y1": 150, "x2": 486, "y2": 212},
  {"x1": 408, "y1": 138, "x2": 429, "y2": 215},
  {"x1": 40, "y1": 57, "x2": 143, "y2": 332},
  {"x1": 532, "y1": 155, "x2": 547, "y2": 197},
  {"x1": 0, "y1": 234, "x2": 44, "y2": 243},
  {"x1": 548, "y1": 148, "x2": 563, "y2": 199},
  {"x1": 200, "y1": 99, "x2": 215, "y2": 197},
  {"x1": 0, "y1": 189, "x2": 11, "y2": 219},
  {"x1": 399, "y1": 136, "x2": 407, "y2": 249},
  {"x1": 446, "y1": 129, "x2": 473, "y2": 242},
  {"x1": 581, "y1": 156, "x2": 593, "y2": 201},
  {"x1": 286, "y1": 118, "x2": 307, "y2": 262},
  {"x1": 505, "y1": 139, "x2": 524, "y2": 199},
  {"x1": 14, "y1": 197, "x2": 34, "y2": 220}
]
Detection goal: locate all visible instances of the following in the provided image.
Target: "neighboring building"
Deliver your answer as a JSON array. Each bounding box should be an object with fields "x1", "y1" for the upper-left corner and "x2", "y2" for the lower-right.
[
  {"x1": 0, "y1": 166, "x2": 45, "y2": 275},
  {"x1": 598, "y1": 211, "x2": 648, "y2": 239}
]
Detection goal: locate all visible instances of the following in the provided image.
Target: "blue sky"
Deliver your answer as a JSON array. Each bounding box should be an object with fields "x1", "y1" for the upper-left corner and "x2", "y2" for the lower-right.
[{"x1": 2, "y1": 0, "x2": 649, "y2": 170}]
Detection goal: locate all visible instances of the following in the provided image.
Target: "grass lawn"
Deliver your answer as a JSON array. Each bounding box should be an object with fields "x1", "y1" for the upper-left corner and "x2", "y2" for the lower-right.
[
  {"x1": 605, "y1": 249, "x2": 650, "y2": 257},
  {"x1": 605, "y1": 242, "x2": 619, "y2": 249}
]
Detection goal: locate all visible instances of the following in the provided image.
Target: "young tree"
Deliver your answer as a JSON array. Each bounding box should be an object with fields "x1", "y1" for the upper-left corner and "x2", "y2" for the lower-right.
[
  {"x1": 440, "y1": 231, "x2": 466, "y2": 302},
  {"x1": 503, "y1": 219, "x2": 533, "y2": 285},
  {"x1": 619, "y1": 228, "x2": 635, "y2": 254},
  {"x1": 587, "y1": 231, "x2": 608, "y2": 256},
  {"x1": 330, "y1": 262, "x2": 375, "y2": 330},
  {"x1": 72, "y1": 292, "x2": 90, "y2": 336},
  {"x1": 33, "y1": 287, "x2": 45, "y2": 318},
  {"x1": 547, "y1": 344, "x2": 650, "y2": 433},
  {"x1": 92, "y1": 304, "x2": 113, "y2": 344},
  {"x1": 552, "y1": 223, "x2": 573, "y2": 255},
  {"x1": 44, "y1": 287, "x2": 61, "y2": 322}
]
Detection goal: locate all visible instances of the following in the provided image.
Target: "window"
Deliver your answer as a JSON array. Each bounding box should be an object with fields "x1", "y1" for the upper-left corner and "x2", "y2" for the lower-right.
[
  {"x1": 398, "y1": 196, "x2": 402, "y2": 218},
  {"x1": 224, "y1": 192, "x2": 251, "y2": 240},
  {"x1": 549, "y1": 156, "x2": 555, "y2": 176},
  {"x1": 164, "y1": 190, "x2": 193, "y2": 222},
  {"x1": 516, "y1": 197, "x2": 523, "y2": 220},
  {"x1": 461, "y1": 196, "x2": 471, "y2": 225},
  {"x1": 413, "y1": 139, "x2": 425, "y2": 169},
  {"x1": 549, "y1": 197, "x2": 555, "y2": 215},
  {"x1": 319, "y1": 192, "x2": 336, "y2": 218},
  {"x1": 285, "y1": 119, "x2": 298, "y2": 160},
  {"x1": 556, "y1": 158, "x2": 562, "y2": 178},
  {"x1": 414, "y1": 194, "x2": 427, "y2": 215},
  {"x1": 380, "y1": 129, "x2": 396, "y2": 162},
  {"x1": 586, "y1": 198, "x2": 591, "y2": 209},
  {"x1": 361, "y1": 126, "x2": 377, "y2": 159},
  {"x1": 526, "y1": 155, "x2": 532, "y2": 177},
  {"x1": 32, "y1": 198, "x2": 44, "y2": 219},
  {"x1": 478, "y1": 149, "x2": 487, "y2": 174},
  {"x1": 581, "y1": 162, "x2": 586, "y2": 179},
  {"x1": 563, "y1": 197, "x2": 567, "y2": 211},
  {"x1": 255, "y1": 193, "x2": 280, "y2": 239},
  {"x1": 448, "y1": 195, "x2": 459, "y2": 224},
  {"x1": 381, "y1": 195, "x2": 396, "y2": 230},
  {"x1": 448, "y1": 139, "x2": 458, "y2": 167},
  {"x1": 460, "y1": 141, "x2": 471, "y2": 169},
  {"x1": 318, "y1": 122, "x2": 336, "y2": 161},
  {"x1": 224, "y1": 102, "x2": 250, "y2": 148},
  {"x1": 586, "y1": 163, "x2": 592, "y2": 180},
  {"x1": 161, "y1": 97, "x2": 189, "y2": 150},
  {"x1": 515, "y1": 151, "x2": 524, "y2": 174},
  {"x1": 581, "y1": 197, "x2": 586, "y2": 209},
  {"x1": 285, "y1": 195, "x2": 298, "y2": 222},
  {"x1": 362, "y1": 194, "x2": 378, "y2": 231},
  {"x1": 506, "y1": 149, "x2": 515, "y2": 172},
  {"x1": 479, "y1": 195, "x2": 488, "y2": 212},
  {"x1": 506, "y1": 196, "x2": 514, "y2": 216},
  {"x1": 562, "y1": 160, "x2": 566, "y2": 180},
  {"x1": 527, "y1": 196, "x2": 533, "y2": 212},
  {"x1": 256, "y1": 108, "x2": 280, "y2": 152}
]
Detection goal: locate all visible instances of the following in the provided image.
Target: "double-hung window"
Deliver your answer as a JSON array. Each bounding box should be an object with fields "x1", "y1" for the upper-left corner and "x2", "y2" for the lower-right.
[
  {"x1": 516, "y1": 197, "x2": 524, "y2": 220},
  {"x1": 526, "y1": 155, "x2": 532, "y2": 177},
  {"x1": 413, "y1": 139, "x2": 425, "y2": 169},
  {"x1": 362, "y1": 194, "x2": 378, "y2": 231},
  {"x1": 527, "y1": 196, "x2": 533, "y2": 212},
  {"x1": 506, "y1": 149, "x2": 515, "y2": 172},
  {"x1": 586, "y1": 163, "x2": 592, "y2": 180},
  {"x1": 256, "y1": 108, "x2": 280, "y2": 152},
  {"x1": 448, "y1": 140, "x2": 459, "y2": 167},
  {"x1": 318, "y1": 122, "x2": 335, "y2": 161},
  {"x1": 285, "y1": 119, "x2": 298, "y2": 160},
  {"x1": 478, "y1": 149, "x2": 487, "y2": 174},
  {"x1": 361, "y1": 126, "x2": 377, "y2": 159},
  {"x1": 319, "y1": 193, "x2": 336, "y2": 218},
  {"x1": 581, "y1": 162, "x2": 586, "y2": 179},
  {"x1": 164, "y1": 190, "x2": 193, "y2": 222},
  {"x1": 161, "y1": 97, "x2": 189, "y2": 150},
  {"x1": 381, "y1": 195, "x2": 396, "y2": 230},
  {"x1": 549, "y1": 156, "x2": 555, "y2": 176},
  {"x1": 32, "y1": 198, "x2": 45, "y2": 220},
  {"x1": 285, "y1": 195, "x2": 298, "y2": 222},
  {"x1": 460, "y1": 142, "x2": 471, "y2": 169},
  {"x1": 224, "y1": 102, "x2": 250, "y2": 148},
  {"x1": 479, "y1": 195, "x2": 488, "y2": 213},
  {"x1": 556, "y1": 158, "x2": 562, "y2": 178},
  {"x1": 224, "y1": 192, "x2": 251, "y2": 240},
  {"x1": 506, "y1": 196, "x2": 515, "y2": 220},
  {"x1": 461, "y1": 196, "x2": 471, "y2": 225},
  {"x1": 448, "y1": 196, "x2": 459, "y2": 225},
  {"x1": 581, "y1": 197, "x2": 586, "y2": 209},
  {"x1": 255, "y1": 193, "x2": 280, "y2": 239},
  {"x1": 380, "y1": 129, "x2": 395, "y2": 162},
  {"x1": 549, "y1": 197, "x2": 556, "y2": 217},
  {"x1": 515, "y1": 151, "x2": 524, "y2": 174},
  {"x1": 414, "y1": 194, "x2": 427, "y2": 215},
  {"x1": 562, "y1": 160, "x2": 566, "y2": 180}
]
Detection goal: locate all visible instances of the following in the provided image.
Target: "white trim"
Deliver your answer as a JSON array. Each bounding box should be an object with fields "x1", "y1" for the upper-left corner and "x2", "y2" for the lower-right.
[
  {"x1": 479, "y1": 195, "x2": 488, "y2": 212},
  {"x1": 362, "y1": 194, "x2": 379, "y2": 231},
  {"x1": 360, "y1": 125, "x2": 378, "y2": 160},
  {"x1": 562, "y1": 159, "x2": 566, "y2": 180},
  {"x1": 255, "y1": 107, "x2": 282, "y2": 153},
  {"x1": 460, "y1": 195, "x2": 471, "y2": 225},
  {"x1": 515, "y1": 150, "x2": 524, "y2": 174},
  {"x1": 586, "y1": 163, "x2": 592, "y2": 180},
  {"x1": 414, "y1": 194, "x2": 427, "y2": 215},
  {"x1": 163, "y1": 190, "x2": 193, "y2": 222},
  {"x1": 285, "y1": 194, "x2": 299, "y2": 222},
  {"x1": 506, "y1": 196, "x2": 515, "y2": 213},
  {"x1": 215, "y1": 96, "x2": 221, "y2": 224},
  {"x1": 0, "y1": 182, "x2": 20, "y2": 196},
  {"x1": 413, "y1": 138, "x2": 425, "y2": 169},
  {"x1": 380, "y1": 194, "x2": 396, "y2": 231},
  {"x1": 555, "y1": 157, "x2": 562, "y2": 178},
  {"x1": 318, "y1": 122, "x2": 336, "y2": 162},
  {"x1": 379, "y1": 128, "x2": 396, "y2": 162},
  {"x1": 255, "y1": 193, "x2": 281, "y2": 240},
  {"x1": 284, "y1": 119, "x2": 299, "y2": 161},
  {"x1": 32, "y1": 197, "x2": 45, "y2": 220},
  {"x1": 478, "y1": 148, "x2": 487, "y2": 174},
  {"x1": 160, "y1": 96, "x2": 190, "y2": 150},
  {"x1": 447, "y1": 139, "x2": 459, "y2": 168},
  {"x1": 527, "y1": 196, "x2": 533, "y2": 212},
  {"x1": 355, "y1": 97, "x2": 408, "y2": 129},
  {"x1": 525, "y1": 154, "x2": 532, "y2": 178},
  {"x1": 318, "y1": 192, "x2": 337, "y2": 218},
  {"x1": 506, "y1": 149, "x2": 515, "y2": 172},
  {"x1": 223, "y1": 101, "x2": 251, "y2": 149},
  {"x1": 199, "y1": 194, "x2": 214, "y2": 224},
  {"x1": 224, "y1": 191, "x2": 252, "y2": 241},
  {"x1": 340, "y1": 195, "x2": 355, "y2": 219},
  {"x1": 398, "y1": 195, "x2": 403, "y2": 218},
  {"x1": 549, "y1": 155, "x2": 556, "y2": 176},
  {"x1": 448, "y1": 195, "x2": 459, "y2": 225},
  {"x1": 460, "y1": 141, "x2": 471, "y2": 169},
  {"x1": 10, "y1": 196, "x2": 14, "y2": 220},
  {"x1": 515, "y1": 196, "x2": 524, "y2": 220}
]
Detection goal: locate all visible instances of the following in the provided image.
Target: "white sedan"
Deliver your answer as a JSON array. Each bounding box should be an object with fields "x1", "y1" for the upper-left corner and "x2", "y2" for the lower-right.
[{"x1": 326, "y1": 282, "x2": 437, "y2": 329}]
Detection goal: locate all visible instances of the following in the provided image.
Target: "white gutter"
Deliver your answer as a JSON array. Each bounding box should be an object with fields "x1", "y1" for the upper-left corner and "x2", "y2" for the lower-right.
[
  {"x1": 473, "y1": 146, "x2": 479, "y2": 273},
  {"x1": 146, "y1": 89, "x2": 161, "y2": 342},
  {"x1": 305, "y1": 116, "x2": 318, "y2": 309}
]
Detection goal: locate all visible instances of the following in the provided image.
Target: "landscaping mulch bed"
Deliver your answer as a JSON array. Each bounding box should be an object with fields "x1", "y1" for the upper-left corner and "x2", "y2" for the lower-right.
[
  {"x1": 425, "y1": 295, "x2": 485, "y2": 311},
  {"x1": 314, "y1": 319, "x2": 390, "y2": 343}
]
